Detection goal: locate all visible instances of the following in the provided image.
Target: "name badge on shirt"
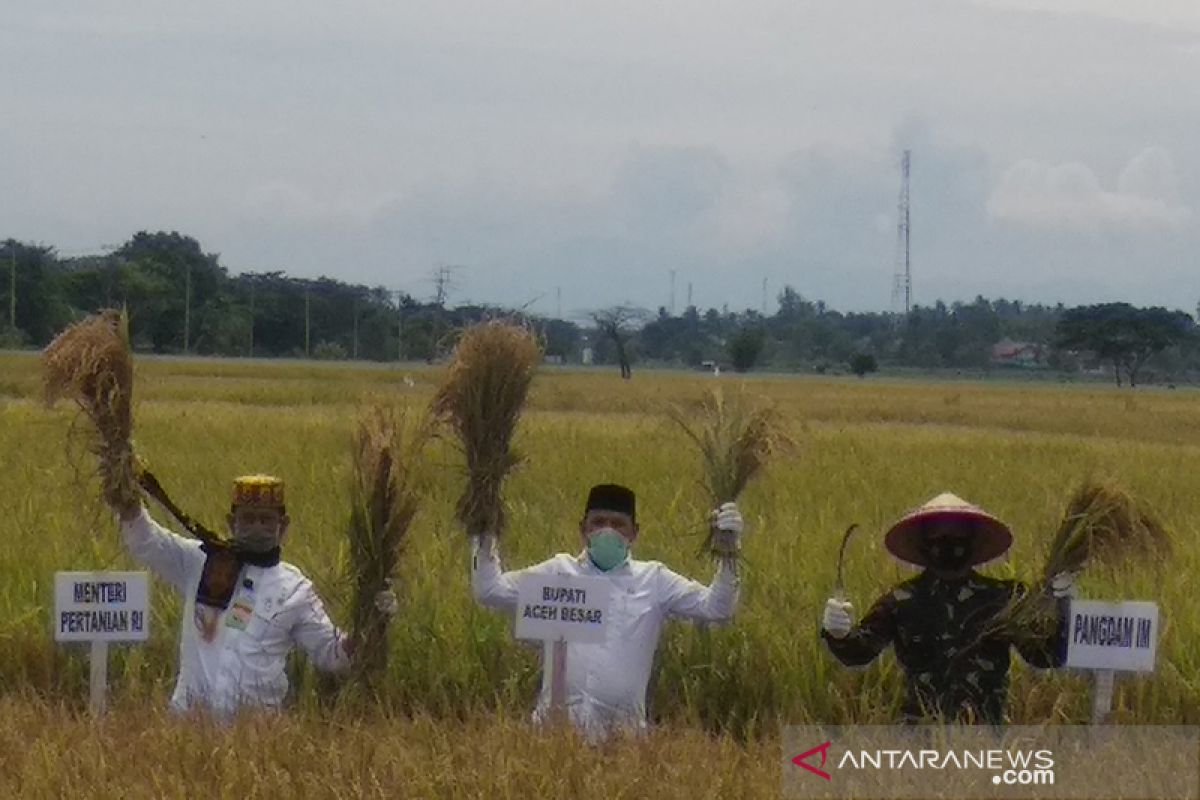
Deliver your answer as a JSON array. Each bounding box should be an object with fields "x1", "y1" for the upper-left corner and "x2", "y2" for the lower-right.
[{"x1": 225, "y1": 598, "x2": 255, "y2": 631}]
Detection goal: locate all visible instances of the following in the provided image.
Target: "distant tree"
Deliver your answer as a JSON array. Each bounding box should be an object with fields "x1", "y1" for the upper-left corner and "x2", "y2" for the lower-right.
[
  {"x1": 1, "y1": 239, "x2": 67, "y2": 344},
  {"x1": 113, "y1": 231, "x2": 225, "y2": 353},
  {"x1": 849, "y1": 353, "x2": 878, "y2": 378},
  {"x1": 1056, "y1": 303, "x2": 1194, "y2": 387},
  {"x1": 776, "y1": 285, "x2": 817, "y2": 320},
  {"x1": 590, "y1": 305, "x2": 648, "y2": 379},
  {"x1": 727, "y1": 326, "x2": 766, "y2": 372},
  {"x1": 538, "y1": 317, "x2": 582, "y2": 360}
]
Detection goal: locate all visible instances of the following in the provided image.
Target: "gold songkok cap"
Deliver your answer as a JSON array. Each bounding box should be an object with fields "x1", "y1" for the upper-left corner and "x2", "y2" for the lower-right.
[{"x1": 232, "y1": 474, "x2": 285, "y2": 509}]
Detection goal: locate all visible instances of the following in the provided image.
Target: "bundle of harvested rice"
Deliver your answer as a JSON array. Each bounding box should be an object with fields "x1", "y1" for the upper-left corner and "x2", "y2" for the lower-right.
[
  {"x1": 980, "y1": 480, "x2": 1169, "y2": 657},
  {"x1": 668, "y1": 388, "x2": 793, "y2": 556},
  {"x1": 346, "y1": 406, "x2": 428, "y2": 685},
  {"x1": 431, "y1": 320, "x2": 540, "y2": 537},
  {"x1": 1041, "y1": 480, "x2": 1170, "y2": 581},
  {"x1": 42, "y1": 310, "x2": 139, "y2": 512}
]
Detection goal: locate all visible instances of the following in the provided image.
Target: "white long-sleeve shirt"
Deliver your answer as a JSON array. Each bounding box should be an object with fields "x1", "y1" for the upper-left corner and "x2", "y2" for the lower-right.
[
  {"x1": 120, "y1": 508, "x2": 350, "y2": 716},
  {"x1": 471, "y1": 538, "x2": 738, "y2": 739}
]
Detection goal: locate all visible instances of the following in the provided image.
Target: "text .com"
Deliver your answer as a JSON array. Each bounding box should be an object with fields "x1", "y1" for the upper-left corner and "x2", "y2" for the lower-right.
[{"x1": 994, "y1": 767, "x2": 1055, "y2": 786}]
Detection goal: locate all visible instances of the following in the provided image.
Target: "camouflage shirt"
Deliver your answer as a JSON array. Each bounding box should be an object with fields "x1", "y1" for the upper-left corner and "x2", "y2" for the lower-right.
[{"x1": 822, "y1": 570, "x2": 1067, "y2": 724}]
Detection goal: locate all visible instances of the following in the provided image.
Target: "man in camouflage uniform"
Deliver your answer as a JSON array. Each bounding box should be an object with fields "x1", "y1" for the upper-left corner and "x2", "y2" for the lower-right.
[{"x1": 821, "y1": 493, "x2": 1072, "y2": 725}]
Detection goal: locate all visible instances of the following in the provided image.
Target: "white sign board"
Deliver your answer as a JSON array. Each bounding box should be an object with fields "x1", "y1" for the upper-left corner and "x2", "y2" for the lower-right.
[
  {"x1": 514, "y1": 574, "x2": 611, "y2": 644},
  {"x1": 1067, "y1": 599, "x2": 1158, "y2": 673},
  {"x1": 54, "y1": 571, "x2": 150, "y2": 643}
]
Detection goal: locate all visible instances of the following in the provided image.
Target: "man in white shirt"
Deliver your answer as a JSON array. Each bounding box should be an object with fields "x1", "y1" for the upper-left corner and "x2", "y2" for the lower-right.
[
  {"x1": 471, "y1": 483, "x2": 742, "y2": 740},
  {"x1": 114, "y1": 474, "x2": 376, "y2": 717}
]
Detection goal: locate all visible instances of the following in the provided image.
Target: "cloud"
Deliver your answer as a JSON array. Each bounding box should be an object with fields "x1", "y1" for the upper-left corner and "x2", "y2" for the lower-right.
[
  {"x1": 704, "y1": 180, "x2": 793, "y2": 253},
  {"x1": 607, "y1": 145, "x2": 793, "y2": 256},
  {"x1": 608, "y1": 145, "x2": 730, "y2": 238},
  {"x1": 237, "y1": 183, "x2": 397, "y2": 229},
  {"x1": 987, "y1": 148, "x2": 1194, "y2": 231},
  {"x1": 971, "y1": 0, "x2": 1200, "y2": 33}
]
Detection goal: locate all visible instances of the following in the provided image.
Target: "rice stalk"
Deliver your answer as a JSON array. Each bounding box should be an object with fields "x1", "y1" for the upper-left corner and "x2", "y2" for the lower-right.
[
  {"x1": 430, "y1": 320, "x2": 541, "y2": 537},
  {"x1": 980, "y1": 480, "x2": 1170, "y2": 659},
  {"x1": 667, "y1": 388, "x2": 793, "y2": 556},
  {"x1": 346, "y1": 405, "x2": 430, "y2": 687},
  {"x1": 1041, "y1": 480, "x2": 1169, "y2": 580},
  {"x1": 41, "y1": 309, "x2": 139, "y2": 512}
]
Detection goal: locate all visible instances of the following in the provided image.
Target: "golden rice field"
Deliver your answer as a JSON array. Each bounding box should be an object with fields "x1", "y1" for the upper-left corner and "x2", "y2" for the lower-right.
[{"x1": 1, "y1": 352, "x2": 1198, "y2": 797}]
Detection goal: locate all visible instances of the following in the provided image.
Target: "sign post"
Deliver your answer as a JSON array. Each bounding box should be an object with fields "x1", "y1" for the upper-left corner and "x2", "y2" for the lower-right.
[
  {"x1": 550, "y1": 638, "x2": 568, "y2": 718},
  {"x1": 89, "y1": 640, "x2": 109, "y2": 713},
  {"x1": 515, "y1": 574, "x2": 611, "y2": 720},
  {"x1": 1065, "y1": 599, "x2": 1158, "y2": 724},
  {"x1": 1090, "y1": 669, "x2": 1115, "y2": 724},
  {"x1": 54, "y1": 571, "x2": 150, "y2": 714}
]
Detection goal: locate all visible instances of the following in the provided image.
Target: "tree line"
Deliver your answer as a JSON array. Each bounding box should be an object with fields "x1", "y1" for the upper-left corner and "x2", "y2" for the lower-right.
[
  {"x1": 0, "y1": 232, "x2": 579, "y2": 362},
  {"x1": 2, "y1": 232, "x2": 1196, "y2": 386}
]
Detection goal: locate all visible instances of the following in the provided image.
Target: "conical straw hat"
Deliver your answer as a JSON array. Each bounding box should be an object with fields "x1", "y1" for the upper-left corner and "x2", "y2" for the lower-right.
[{"x1": 884, "y1": 492, "x2": 1012, "y2": 567}]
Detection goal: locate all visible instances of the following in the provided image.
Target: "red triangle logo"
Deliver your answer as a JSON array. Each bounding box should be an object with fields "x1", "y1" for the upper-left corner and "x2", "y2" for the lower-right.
[{"x1": 792, "y1": 740, "x2": 833, "y2": 781}]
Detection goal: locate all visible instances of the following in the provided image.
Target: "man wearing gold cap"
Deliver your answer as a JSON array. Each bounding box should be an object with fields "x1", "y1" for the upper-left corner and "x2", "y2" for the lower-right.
[
  {"x1": 820, "y1": 492, "x2": 1073, "y2": 725},
  {"x1": 113, "y1": 474, "x2": 385, "y2": 716},
  {"x1": 471, "y1": 483, "x2": 743, "y2": 741}
]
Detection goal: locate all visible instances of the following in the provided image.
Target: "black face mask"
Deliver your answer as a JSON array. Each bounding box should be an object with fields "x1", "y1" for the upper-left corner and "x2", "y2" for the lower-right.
[{"x1": 922, "y1": 536, "x2": 974, "y2": 573}]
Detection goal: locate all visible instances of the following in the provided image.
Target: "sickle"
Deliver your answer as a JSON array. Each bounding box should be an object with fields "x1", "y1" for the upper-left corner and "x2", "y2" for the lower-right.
[{"x1": 834, "y1": 523, "x2": 860, "y2": 601}]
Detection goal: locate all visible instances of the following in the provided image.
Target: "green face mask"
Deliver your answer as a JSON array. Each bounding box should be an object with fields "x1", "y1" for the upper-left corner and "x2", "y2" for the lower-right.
[{"x1": 586, "y1": 528, "x2": 630, "y2": 572}]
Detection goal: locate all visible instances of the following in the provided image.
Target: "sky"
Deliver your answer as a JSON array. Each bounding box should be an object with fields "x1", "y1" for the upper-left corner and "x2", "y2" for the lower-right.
[{"x1": 2, "y1": 1, "x2": 1198, "y2": 317}]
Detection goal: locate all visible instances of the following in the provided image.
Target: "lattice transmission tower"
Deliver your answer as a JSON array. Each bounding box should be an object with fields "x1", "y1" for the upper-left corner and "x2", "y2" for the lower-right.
[{"x1": 891, "y1": 150, "x2": 912, "y2": 315}]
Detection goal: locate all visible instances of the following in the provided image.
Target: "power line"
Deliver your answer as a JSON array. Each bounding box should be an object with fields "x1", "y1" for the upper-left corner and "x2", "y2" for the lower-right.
[{"x1": 431, "y1": 264, "x2": 461, "y2": 306}]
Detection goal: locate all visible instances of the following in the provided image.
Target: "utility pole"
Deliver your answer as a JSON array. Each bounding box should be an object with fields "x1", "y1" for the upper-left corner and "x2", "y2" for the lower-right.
[
  {"x1": 687, "y1": 282, "x2": 693, "y2": 309},
  {"x1": 669, "y1": 270, "x2": 676, "y2": 315},
  {"x1": 431, "y1": 264, "x2": 459, "y2": 307},
  {"x1": 304, "y1": 289, "x2": 311, "y2": 358},
  {"x1": 395, "y1": 289, "x2": 405, "y2": 362},
  {"x1": 352, "y1": 297, "x2": 359, "y2": 360},
  {"x1": 183, "y1": 264, "x2": 191, "y2": 353},
  {"x1": 556, "y1": 286, "x2": 562, "y2": 319},
  {"x1": 7, "y1": 246, "x2": 15, "y2": 331},
  {"x1": 248, "y1": 280, "x2": 255, "y2": 358},
  {"x1": 762, "y1": 277, "x2": 768, "y2": 314}
]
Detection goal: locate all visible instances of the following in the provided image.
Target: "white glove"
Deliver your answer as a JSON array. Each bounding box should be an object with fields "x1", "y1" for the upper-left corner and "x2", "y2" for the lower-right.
[
  {"x1": 374, "y1": 585, "x2": 400, "y2": 616},
  {"x1": 471, "y1": 534, "x2": 498, "y2": 569},
  {"x1": 711, "y1": 502, "x2": 745, "y2": 535},
  {"x1": 709, "y1": 502, "x2": 744, "y2": 555},
  {"x1": 1049, "y1": 571, "x2": 1076, "y2": 599},
  {"x1": 823, "y1": 598, "x2": 853, "y2": 639}
]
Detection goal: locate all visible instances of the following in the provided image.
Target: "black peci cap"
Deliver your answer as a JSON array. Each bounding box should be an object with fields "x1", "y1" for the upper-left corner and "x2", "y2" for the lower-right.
[{"x1": 585, "y1": 484, "x2": 636, "y2": 522}]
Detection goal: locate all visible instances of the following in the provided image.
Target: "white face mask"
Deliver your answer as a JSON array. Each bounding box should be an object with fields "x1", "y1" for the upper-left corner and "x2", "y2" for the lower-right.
[{"x1": 232, "y1": 521, "x2": 282, "y2": 553}]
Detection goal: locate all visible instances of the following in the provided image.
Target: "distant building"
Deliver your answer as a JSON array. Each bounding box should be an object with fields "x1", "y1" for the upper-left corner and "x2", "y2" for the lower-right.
[
  {"x1": 581, "y1": 347, "x2": 594, "y2": 366},
  {"x1": 991, "y1": 339, "x2": 1044, "y2": 367}
]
